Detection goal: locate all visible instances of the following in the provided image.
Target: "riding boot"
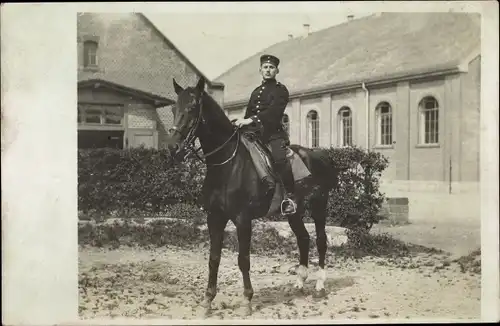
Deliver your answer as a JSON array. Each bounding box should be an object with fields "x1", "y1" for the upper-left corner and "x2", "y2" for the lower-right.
[
  {"x1": 278, "y1": 160, "x2": 297, "y2": 215},
  {"x1": 261, "y1": 175, "x2": 275, "y2": 200}
]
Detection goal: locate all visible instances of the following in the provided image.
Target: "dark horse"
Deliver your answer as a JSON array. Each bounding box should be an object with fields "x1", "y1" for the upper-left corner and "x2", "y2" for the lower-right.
[{"x1": 167, "y1": 77, "x2": 341, "y2": 316}]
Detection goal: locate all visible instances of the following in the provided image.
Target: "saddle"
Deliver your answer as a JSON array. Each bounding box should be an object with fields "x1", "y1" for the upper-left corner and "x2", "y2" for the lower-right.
[{"x1": 239, "y1": 127, "x2": 311, "y2": 217}]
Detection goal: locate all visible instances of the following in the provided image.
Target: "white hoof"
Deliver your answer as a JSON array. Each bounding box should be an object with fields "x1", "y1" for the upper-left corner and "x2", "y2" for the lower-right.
[
  {"x1": 315, "y1": 268, "x2": 326, "y2": 292},
  {"x1": 294, "y1": 265, "x2": 308, "y2": 289}
]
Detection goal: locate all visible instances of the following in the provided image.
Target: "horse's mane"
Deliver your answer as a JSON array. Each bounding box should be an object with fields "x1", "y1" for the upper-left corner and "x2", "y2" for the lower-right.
[{"x1": 200, "y1": 90, "x2": 234, "y2": 133}]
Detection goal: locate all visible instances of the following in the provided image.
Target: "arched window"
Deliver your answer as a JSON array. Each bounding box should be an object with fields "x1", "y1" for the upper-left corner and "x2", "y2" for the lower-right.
[
  {"x1": 83, "y1": 41, "x2": 98, "y2": 67},
  {"x1": 338, "y1": 107, "x2": 352, "y2": 146},
  {"x1": 306, "y1": 110, "x2": 319, "y2": 148},
  {"x1": 282, "y1": 114, "x2": 290, "y2": 136},
  {"x1": 419, "y1": 96, "x2": 439, "y2": 144},
  {"x1": 376, "y1": 102, "x2": 393, "y2": 146}
]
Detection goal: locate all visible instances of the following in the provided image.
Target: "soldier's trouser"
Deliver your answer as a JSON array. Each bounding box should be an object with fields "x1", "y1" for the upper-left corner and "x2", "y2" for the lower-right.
[{"x1": 268, "y1": 137, "x2": 295, "y2": 196}]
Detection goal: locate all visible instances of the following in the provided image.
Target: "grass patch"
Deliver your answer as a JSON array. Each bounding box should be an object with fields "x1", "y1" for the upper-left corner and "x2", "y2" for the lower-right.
[{"x1": 453, "y1": 248, "x2": 481, "y2": 274}]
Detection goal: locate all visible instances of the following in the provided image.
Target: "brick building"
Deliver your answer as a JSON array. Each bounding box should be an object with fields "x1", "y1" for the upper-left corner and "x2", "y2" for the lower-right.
[
  {"x1": 215, "y1": 13, "x2": 481, "y2": 223},
  {"x1": 77, "y1": 13, "x2": 224, "y2": 150}
]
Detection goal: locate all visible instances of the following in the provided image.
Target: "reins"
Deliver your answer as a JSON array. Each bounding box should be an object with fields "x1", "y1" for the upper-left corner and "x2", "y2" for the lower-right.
[{"x1": 171, "y1": 93, "x2": 240, "y2": 167}]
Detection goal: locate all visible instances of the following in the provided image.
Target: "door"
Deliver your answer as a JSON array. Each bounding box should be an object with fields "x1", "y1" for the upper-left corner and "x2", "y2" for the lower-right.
[{"x1": 78, "y1": 130, "x2": 124, "y2": 149}]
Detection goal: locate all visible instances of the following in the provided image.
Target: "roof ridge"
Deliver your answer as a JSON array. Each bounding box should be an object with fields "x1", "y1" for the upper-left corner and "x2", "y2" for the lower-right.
[
  {"x1": 215, "y1": 13, "x2": 380, "y2": 81},
  {"x1": 217, "y1": 12, "x2": 480, "y2": 104}
]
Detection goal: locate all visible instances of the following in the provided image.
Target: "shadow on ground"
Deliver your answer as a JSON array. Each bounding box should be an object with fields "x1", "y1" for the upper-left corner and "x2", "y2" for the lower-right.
[{"x1": 249, "y1": 276, "x2": 356, "y2": 312}]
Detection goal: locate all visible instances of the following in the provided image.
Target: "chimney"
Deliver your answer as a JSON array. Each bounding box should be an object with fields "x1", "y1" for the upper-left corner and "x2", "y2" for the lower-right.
[
  {"x1": 347, "y1": 15, "x2": 354, "y2": 22},
  {"x1": 302, "y1": 23, "x2": 310, "y2": 37},
  {"x1": 288, "y1": 34, "x2": 293, "y2": 40}
]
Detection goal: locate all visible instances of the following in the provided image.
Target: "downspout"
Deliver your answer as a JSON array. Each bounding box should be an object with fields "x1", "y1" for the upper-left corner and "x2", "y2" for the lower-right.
[{"x1": 361, "y1": 82, "x2": 369, "y2": 149}]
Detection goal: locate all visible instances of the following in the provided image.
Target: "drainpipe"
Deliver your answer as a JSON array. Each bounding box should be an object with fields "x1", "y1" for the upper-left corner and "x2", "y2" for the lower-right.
[{"x1": 361, "y1": 82, "x2": 369, "y2": 149}]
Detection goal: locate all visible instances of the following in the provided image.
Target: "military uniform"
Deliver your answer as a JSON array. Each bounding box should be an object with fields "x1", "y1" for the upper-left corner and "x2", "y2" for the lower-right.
[{"x1": 244, "y1": 54, "x2": 296, "y2": 215}]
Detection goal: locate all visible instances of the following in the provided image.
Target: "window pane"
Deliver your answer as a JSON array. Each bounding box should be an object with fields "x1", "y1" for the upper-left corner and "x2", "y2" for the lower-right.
[
  {"x1": 84, "y1": 106, "x2": 102, "y2": 124},
  {"x1": 85, "y1": 115, "x2": 101, "y2": 124},
  {"x1": 434, "y1": 118, "x2": 439, "y2": 143},
  {"x1": 83, "y1": 42, "x2": 98, "y2": 67},
  {"x1": 104, "y1": 116, "x2": 121, "y2": 124},
  {"x1": 103, "y1": 106, "x2": 123, "y2": 125},
  {"x1": 425, "y1": 99, "x2": 436, "y2": 110},
  {"x1": 314, "y1": 120, "x2": 319, "y2": 147},
  {"x1": 378, "y1": 105, "x2": 392, "y2": 145},
  {"x1": 388, "y1": 116, "x2": 392, "y2": 144},
  {"x1": 89, "y1": 53, "x2": 97, "y2": 66}
]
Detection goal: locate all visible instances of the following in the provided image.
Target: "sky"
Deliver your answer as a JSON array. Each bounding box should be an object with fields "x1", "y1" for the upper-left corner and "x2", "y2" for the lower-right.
[{"x1": 146, "y1": 12, "x2": 373, "y2": 80}]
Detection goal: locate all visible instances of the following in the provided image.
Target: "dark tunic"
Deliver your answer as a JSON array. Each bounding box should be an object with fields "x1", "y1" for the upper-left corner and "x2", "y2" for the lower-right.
[{"x1": 244, "y1": 78, "x2": 290, "y2": 144}]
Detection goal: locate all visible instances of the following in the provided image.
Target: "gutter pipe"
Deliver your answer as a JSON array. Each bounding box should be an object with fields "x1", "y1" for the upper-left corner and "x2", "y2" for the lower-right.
[{"x1": 361, "y1": 82, "x2": 369, "y2": 150}]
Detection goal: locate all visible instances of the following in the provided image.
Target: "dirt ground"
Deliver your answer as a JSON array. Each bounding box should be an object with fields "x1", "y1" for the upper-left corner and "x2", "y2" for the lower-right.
[{"x1": 79, "y1": 239, "x2": 481, "y2": 322}]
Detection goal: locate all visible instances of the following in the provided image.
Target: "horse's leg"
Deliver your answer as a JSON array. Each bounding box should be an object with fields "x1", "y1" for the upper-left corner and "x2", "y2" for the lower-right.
[
  {"x1": 201, "y1": 212, "x2": 228, "y2": 315},
  {"x1": 235, "y1": 215, "x2": 254, "y2": 316},
  {"x1": 287, "y1": 202, "x2": 310, "y2": 291},
  {"x1": 311, "y1": 190, "x2": 329, "y2": 297}
]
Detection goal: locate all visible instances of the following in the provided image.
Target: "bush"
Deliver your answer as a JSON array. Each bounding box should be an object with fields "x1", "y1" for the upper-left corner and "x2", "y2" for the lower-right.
[
  {"x1": 324, "y1": 146, "x2": 389, "y2": 230},
  {"x1": 78, "y1": 145, "x2": 389, "y2": 230},
  {"x1": 78, "y1": 146, "x2": 206, "y2": 217},
  {"x1": 271, "y1": 146, "x2": 389, "y2": 230}
]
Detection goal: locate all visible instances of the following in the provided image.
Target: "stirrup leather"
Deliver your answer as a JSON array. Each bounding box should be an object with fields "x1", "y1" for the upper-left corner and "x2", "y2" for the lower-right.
[{"x1": 280, "y1": 197, "x2": 297, "y2": 215}]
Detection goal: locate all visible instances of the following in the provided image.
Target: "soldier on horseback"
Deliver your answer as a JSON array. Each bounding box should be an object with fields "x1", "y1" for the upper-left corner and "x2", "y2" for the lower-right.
[{"x1": 234, "y1": 54, "x2": 297, "y2": 215}]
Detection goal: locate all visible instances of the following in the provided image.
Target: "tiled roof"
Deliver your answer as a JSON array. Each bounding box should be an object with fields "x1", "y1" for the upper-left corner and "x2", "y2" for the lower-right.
[
  {"x1": 215, "y1": 13, "x2": 480, "y2": 106},
  {"x1": 77, "y1": 13, "x2": 223, "y2": 101}
]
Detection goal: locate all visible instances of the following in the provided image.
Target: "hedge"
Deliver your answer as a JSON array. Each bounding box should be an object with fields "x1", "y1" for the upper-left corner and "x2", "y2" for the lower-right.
[
  {"x1": 78, "y1": 147, "x2": 205, "y2": 217},
  {"x1": 78, "y1": 145, "x2": 389, "y2": 229}
]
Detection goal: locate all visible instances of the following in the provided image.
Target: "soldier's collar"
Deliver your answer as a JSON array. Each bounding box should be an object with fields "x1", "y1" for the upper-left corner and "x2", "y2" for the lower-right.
[{"x1": 262, "y1": 78, "x2": 277, "y2": 85}]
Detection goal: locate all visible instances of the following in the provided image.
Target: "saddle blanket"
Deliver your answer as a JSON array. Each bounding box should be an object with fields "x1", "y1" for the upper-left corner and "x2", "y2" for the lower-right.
[{"x1": 240, "y1": 135, "x2": 311, "y2": 185}]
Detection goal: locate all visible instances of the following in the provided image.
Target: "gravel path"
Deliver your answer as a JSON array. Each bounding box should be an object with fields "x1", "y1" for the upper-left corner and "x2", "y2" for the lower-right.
[{"x1": 79, "y1": 246, "x2": 480, "y2": 321}]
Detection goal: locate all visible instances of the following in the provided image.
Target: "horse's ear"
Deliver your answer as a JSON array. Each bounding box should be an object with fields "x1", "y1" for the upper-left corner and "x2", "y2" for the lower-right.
[
  {"x1": 196, "y1": 77, "x2": 206, "y2": 93},
  {"x1": 173, "y1": 78, "x2": 183, "y2": 95}
]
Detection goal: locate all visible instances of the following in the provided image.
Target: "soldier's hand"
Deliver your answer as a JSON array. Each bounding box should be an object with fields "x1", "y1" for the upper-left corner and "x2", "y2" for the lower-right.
[{"x1": 234, "y1": 118, "x2": 254, "y2": 128}]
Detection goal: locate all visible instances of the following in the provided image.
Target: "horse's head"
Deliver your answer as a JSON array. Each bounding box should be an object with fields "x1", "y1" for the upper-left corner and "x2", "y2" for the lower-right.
[{"x1": 167, "y1": 77, "x2": 205, "y2": 160}]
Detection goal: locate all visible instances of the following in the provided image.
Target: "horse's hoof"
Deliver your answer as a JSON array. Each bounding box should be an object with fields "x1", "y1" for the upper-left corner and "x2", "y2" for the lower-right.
[
  {"x1": 200, "y1": 299, "x2": 211, "y2": 310},
  {"x1": 203, "y1": 308, "x2": 212, "y2": 318},
  {"x1": 312, "y1": 288, "x2": 327, "y2": 299},
  {"x1": 243, "y1": 305, "x2": 252, "y2": 317}
]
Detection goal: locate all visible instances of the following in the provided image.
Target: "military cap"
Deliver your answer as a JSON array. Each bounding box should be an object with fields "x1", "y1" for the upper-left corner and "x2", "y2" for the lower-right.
[{"x1": 260, "y1": 54, "x2": 280, "y2": 67}]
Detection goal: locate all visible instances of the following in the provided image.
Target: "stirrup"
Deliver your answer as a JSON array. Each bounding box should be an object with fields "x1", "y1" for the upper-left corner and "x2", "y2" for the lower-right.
[{"x1": 281, "y1": 197, "x2": 297, "y2": 215}]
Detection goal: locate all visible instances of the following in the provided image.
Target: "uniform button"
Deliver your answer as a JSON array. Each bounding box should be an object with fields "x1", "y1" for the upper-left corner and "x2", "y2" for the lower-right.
[
  {"x1": 256, "y1": 105, "x2": 260, "y2": 108},
  {"x1": 259, "y1": 90, "x2": 263, "y2": 93},
  {"x1": 262, "y1": 87, "x2": 265, "y2": 90},
  {"x1": 257, "y1": 110, "x2": 260, "y2": 113}
]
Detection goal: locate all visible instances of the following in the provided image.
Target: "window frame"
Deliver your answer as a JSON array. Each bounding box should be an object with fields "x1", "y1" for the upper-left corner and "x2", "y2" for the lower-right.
[
  {"x1": 375, "y1": 101, "x2": 394, "y2": 148},
  {"x1": 418, "y1": 96, "x2": 440, "y2": 146},
  {"x1": 83, "y1": 40, "x2": 98, "y2": 68},
  {"x1": 78, "y1": 103, "x2": 124, "y2": 127},
  {"x1": 306, "y1": 110, "x2": 320, "y2": 148},
  {"x1": 338, "y1": 106, "x2": 353, "y2": 147}
]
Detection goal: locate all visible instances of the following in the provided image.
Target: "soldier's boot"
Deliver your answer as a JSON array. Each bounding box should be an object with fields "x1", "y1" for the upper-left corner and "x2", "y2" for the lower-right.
[{"x1": 278, "y1": 160, "x2": 297, "y2": 215}]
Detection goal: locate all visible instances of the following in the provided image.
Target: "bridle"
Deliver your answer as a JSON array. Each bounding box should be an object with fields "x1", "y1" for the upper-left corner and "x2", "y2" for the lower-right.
[{"x1": 168, "y1": 92, "x2": 240, "y2": 167}]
